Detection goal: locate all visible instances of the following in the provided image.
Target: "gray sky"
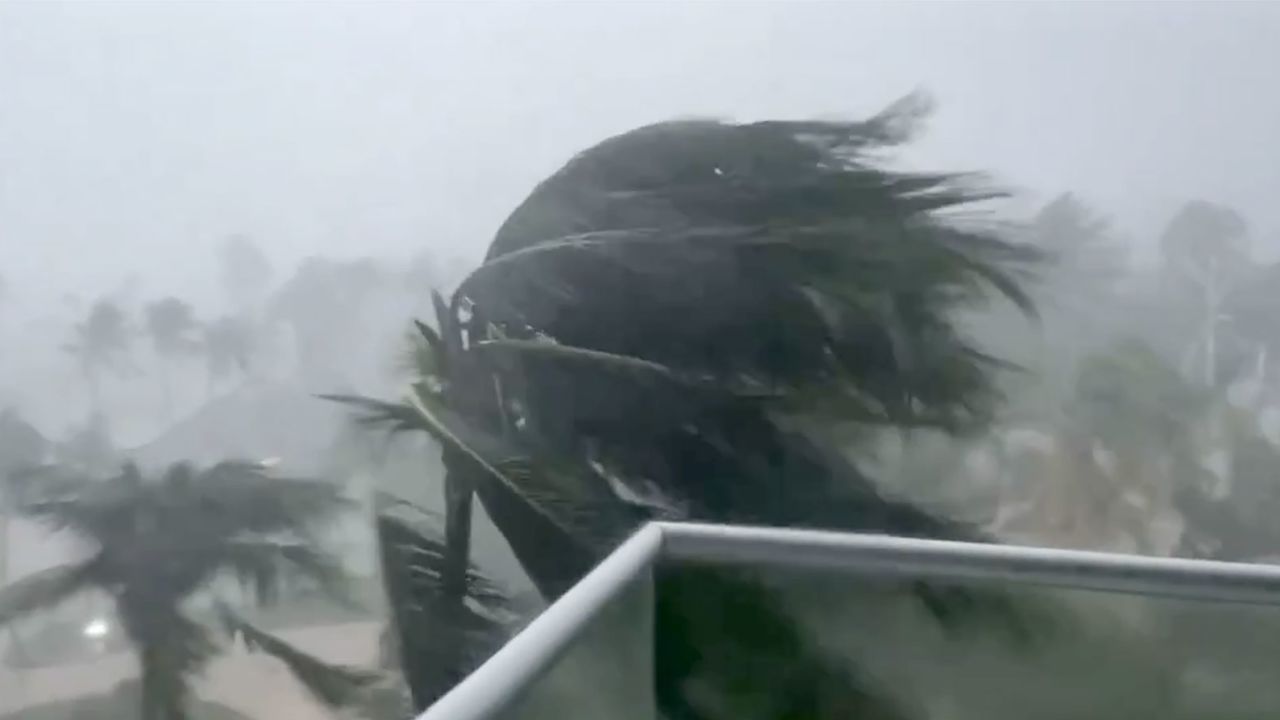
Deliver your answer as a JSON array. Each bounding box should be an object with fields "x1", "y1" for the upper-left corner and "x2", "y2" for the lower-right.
[{"x1": 4, "y1": 1, "x2": 1280, "y2": 309}]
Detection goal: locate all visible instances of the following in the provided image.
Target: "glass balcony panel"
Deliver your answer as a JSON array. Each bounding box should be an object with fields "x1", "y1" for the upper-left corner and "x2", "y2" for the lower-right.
[
  {"x1": 496, "y1": 569, "x2": 654, "y2": 720},
  {"x1": 654, "y1": 562, "x2": 1280, "y2": 720}
]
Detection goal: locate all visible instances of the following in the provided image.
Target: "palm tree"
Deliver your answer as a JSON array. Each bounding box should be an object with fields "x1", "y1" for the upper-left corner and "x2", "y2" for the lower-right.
[
  {"x1": 64, "y1": 299, "x2": 132, "y2": 415},
  {"x1": 270, "y1": 257, "x2": 386, "y2": 389},
  {"x1": 1159, "y1": 201, "x2": 1251, "y2": 386},
  {"x1": 332, "y1": 95, "x2": 1040, "y2": 716},
  {"x1": 145, "y1": 297, "x2": 199, "y2": 418},
  {"x1": 0, "y1": 460, "x2": 377, "y2": 720}
]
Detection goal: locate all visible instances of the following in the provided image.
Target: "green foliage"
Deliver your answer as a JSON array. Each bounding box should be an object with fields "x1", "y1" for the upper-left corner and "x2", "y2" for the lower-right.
[
  {"x1": 336, "y1": 96, "x2": 1041, "y2": 718},
  {"x1": 144, "y1": 298, "x2": 199, "y2": 358},
  {"x1": 1160, "y1": 200, "x2": 1249, "y2": 275},
  {"x1": 1070, "y1": 339, "x2": 1209, "y2": 452},
  {"x1": 217, "y1": 605, "x2": 379, "y2": 709},
  {"x1": 63, "y1": 300, "x2": 133, "y2": 391},
  {"x1": 374, "y1": 498, "x2": 514, "y2": 707},
  {"x1": 0, "y1": 460, "x2": 373, "y2": 720}
]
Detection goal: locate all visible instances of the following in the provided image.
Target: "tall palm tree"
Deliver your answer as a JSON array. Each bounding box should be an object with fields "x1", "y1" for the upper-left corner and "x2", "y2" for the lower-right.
[
  {"x1": 64, "y1": 299, "x2": 133, "y2": 415},
  {"x1": 270, "y1": 257, "x2": 385, "y2": 389},
  {"x1": 1159, "y1": 201, "x2": 1251, "y2": 387},
  {"x1": 1025, "y1": 193, "x2": 1127, "y2": 395},
  {"x1": 333, "y1": 95, "x2": 1040, "y2": 716},
  {"x1": 145, "y1": 297, "x2": 199, "y2": 418},
  {"x1": 0, "y1": 460, "x2": 377, "y2": 720}
]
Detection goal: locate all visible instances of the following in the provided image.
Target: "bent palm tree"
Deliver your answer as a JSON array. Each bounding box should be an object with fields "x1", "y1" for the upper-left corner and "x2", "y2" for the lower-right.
[
  {"x1": 64, "y1": 300, "x2": 133, "y2": 415},
  {"x1": 332, "y1": 95, "x2": 1040, "y2": 716},
  {"x1": 0, "y1": 461, "x2": 377, "y2": 720},
  {"x1": 145, "y1": 297, "x2": 200, "y2": 418}
]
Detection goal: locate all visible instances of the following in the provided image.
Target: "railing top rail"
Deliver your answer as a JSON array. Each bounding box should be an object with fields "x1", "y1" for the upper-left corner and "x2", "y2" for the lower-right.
[
  {"x1": 419, "y1": 521, "x2": 1280, "y2": 720},
  {"x1": 658, "y1": 521, "x2": 1280, "y2": 604}
]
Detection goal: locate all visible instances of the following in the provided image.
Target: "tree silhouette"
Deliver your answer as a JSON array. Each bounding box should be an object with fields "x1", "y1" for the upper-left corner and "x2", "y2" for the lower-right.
[
  {"x1": 0, "y1": 460, "x2": 377, "y2": 720},
  {"x1": 334, "y1": 96, "x2": 1040, "y2": 716},
  {"x1": 270, "y1": 258, "x2": 384, "y2": 388},
  {"x1": 1159, "y1": 201, "x2": 1251, "y2": 386},
  {"x1": 64, "y1": 300, "x2": 132, "y2": 415},
  {"x1": 145, "y1": 297, "x2": 199, "y2": 418}
]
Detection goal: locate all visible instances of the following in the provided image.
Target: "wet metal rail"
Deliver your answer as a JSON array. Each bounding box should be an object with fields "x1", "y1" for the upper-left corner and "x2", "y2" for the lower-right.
[{"x1": 418, "y1": 521, "x2": 1280, "y2": 720}]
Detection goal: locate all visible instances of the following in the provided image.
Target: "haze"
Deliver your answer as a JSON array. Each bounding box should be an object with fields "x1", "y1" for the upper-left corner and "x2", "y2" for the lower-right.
[{"x1": 3, "y1": 1, "x2": 1280, "y2": 309}]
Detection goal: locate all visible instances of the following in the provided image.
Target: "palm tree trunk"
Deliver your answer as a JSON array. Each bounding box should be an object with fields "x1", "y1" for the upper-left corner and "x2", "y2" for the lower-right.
[
  {"x1": 121, "y1": 600, "x2": 188, "y2": 720},
  {"x1": 441, "y1": 454, "x2": 475, "y2": 599},
  {"x1": 137, "y1": 643, "x2": 186, "y2": 720},
  {"x1": 425, "y1": 450, "x2": 476, "y2": 704}
]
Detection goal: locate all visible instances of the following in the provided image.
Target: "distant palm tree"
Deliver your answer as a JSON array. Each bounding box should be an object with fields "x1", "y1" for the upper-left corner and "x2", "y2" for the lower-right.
[
  {"x1": 333, "y1": 95, "x2": 1040, "y2": 716},
  {"x1": 1159, "y1": 201, "x2": 1252, "y2": 387},
  {"x1": 0, "y1": 460, "x2": 377, "y2": 720},
  {"x1": 270, "y1": 257, "x2": 385, "y2": 388},
  {"x1": 63, "y1": 300, "x2": 132, "y2": 415},
  {"x1": 145, "y1": 298, "x2": 199, "y2": 418}
]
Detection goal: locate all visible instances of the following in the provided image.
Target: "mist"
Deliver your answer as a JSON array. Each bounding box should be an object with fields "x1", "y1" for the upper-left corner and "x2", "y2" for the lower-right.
[
  {"x1": 5, "y1": 2, "x2": 1280, "y2": 305},
  {"x1": 6, "y1": 3, "x2": 1280, "y2": 719}
]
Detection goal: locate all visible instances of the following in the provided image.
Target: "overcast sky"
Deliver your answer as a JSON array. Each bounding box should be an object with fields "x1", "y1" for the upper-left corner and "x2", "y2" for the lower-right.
[{"x1": 4, "y1": 1, "x2": 1280, "y2": 309}]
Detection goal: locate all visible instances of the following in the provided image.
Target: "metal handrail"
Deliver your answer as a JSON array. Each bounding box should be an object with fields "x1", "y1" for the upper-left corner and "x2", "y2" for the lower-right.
[
  {"x1": 660, "y1": 521, "x2": 1280, "y2": 604},
  {"x1": 418, "y1": 524, "x2": 661, "y2": 720},
  {"x1": 418, "y1": 521, "x2": 1280, "y2": 720}
]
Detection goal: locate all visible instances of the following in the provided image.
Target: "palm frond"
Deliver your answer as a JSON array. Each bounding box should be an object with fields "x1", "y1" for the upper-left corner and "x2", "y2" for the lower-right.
[
  {"x1": 216, "y1": 538, "x2": 352, "y2": 607},
  {"x1": 403, "y1": 388, "x2": 582, "y2": 536},
  {"x1": 473, "y1": 337, "x2": 682, "y2": 381},
  {"x1": 322, "y1": 394, "x2": 431, "y2": 435},
  {"x1": 395, "y1": 320, "x2": 447, "y2": 382},
  {"x1": 217, "y1": 604, "x2": 380, "y2": 710},
  {"x1": 470, "y1": 114, "x2": 1037, "y2": 435},
  {"x1": 189, "y1": 461, "x2": 350, "y2": 536},
  {"x1": 0, "y1": 561, "x2": 98, "y2": 627},
  {"x1": 414, "y1": 319, "x2": 446, "y2": 363},
  {"x1": 3, "y1": 463, "x2": 95, "y2": 515},
  {"x1": 376, "y1": 505, "x2": 513, "y2": 707},
  {"x1": 5, "y1": 463, "x2": 128, "y2": 539},
  {"x1": 329, "y1": 385, "x2": 624, "y2": 597}
]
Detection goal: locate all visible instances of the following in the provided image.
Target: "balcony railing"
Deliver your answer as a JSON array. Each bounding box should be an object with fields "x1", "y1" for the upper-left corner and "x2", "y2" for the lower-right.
[{"x1": 421, "y1": 522, "x2": 1280, "y2": 720}]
